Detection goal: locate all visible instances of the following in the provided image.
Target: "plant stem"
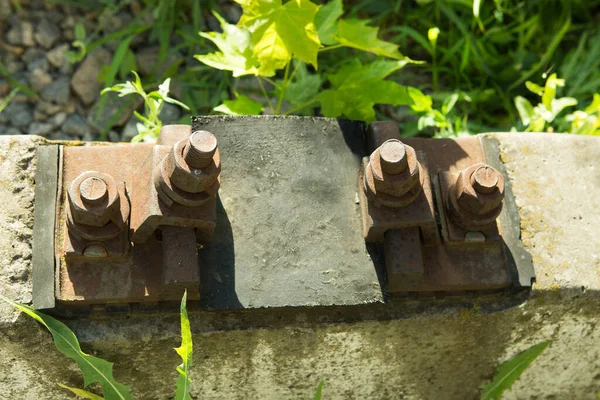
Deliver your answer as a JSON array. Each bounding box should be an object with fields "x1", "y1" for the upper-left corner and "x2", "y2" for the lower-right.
[
  {"x1": 319, "y1": 44, "x2": 343, "y2": 53},
  {"x1": 432, "y1": 47, "x2": 438, "y2": 91},
  {"x1": 283, "y1": 99, "x2": 318, "y2": 116},
  {"x1": 256, "y1": 77, "x2": 275, "y2": 114},
  {"x1": 261, "y1": 77, "x2": 282, "y2": 91},
  {"x1": 275, "y1": 62, "x2": 291, "y2": 115}
]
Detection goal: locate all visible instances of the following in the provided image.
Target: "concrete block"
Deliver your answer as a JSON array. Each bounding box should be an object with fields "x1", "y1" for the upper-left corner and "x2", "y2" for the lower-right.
[{"x1": 0, "y1": 124, "x2": 599, "y2": 399}]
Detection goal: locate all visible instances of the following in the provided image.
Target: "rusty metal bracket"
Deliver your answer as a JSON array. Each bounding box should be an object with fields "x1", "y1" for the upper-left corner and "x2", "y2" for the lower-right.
[
  {"x1": 47, "y1": 125, "x2": 220, "y2": 310},
  {"x1": 359, "y1": 122, "x2": 533, "y2": 295}
]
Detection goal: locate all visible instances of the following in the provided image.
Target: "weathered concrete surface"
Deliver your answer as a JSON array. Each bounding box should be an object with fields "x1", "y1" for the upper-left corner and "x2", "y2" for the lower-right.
[
  {"x1": 0, "y1": 129, "x2": 599, "y2": 399},
  {"x1": 490, "y1": 132, "x2": 600, "y2": 293}
]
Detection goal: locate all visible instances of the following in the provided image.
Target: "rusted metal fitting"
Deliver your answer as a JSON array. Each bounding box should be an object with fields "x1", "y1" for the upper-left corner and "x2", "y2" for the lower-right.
[
  {"x1": 364, "y1": 139, "x2": 424, "y2": 207},
  {"x1": 66, "y1": 171, "x2": 130, "y2": 242},
  {"x1": 155, "y1": 130, "x2": 221, "y2": 208},
  {"x1": 447, "y1": 163, "x2": 505, "y2": 228}
]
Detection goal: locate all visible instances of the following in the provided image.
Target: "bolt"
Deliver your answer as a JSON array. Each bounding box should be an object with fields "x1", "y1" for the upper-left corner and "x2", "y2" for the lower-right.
[
  {"x1": 471, "y1": 165, "x2": 499, "y2": 194},
  {"x1": 379, "y1": 139, "x2": 408, "y2": 174},
  {"x1": 83, "y1": 243, "x2": 108, "y2": 258},
  {"x1": 183, "y1": 130, "x2": 217, "y2": 169},
  {"x1": 79, "y1": 176, "x2": 108, "y2": 205}
]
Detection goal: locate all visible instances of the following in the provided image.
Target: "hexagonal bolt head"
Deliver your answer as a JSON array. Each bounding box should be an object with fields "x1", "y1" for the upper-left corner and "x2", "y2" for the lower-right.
[
  {"x1": 183, "y1": 130, "x2": 218, "y2": 169},
  {"x1": 368, "y1": 139, "x2": 422, "y2": 198},
  {"x1": 67, "y1": 171, "x2": 121, "y2": 228},
  {"x1": 455, "y1": 164, "x2": 504, "y2": 215}
]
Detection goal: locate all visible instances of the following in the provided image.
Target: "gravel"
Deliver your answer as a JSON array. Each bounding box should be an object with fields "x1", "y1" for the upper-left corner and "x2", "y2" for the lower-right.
[
  {"x1": 5, "y1": 102, "x2": 33, "y2": 127},
  {"x1": 62, "y1": 113, "x2": 88, "y2": 137},
  {"x1": 40, "y1": 77, "x2": 71, "y2": 105},
  {"x1": 34, "y1": 19, "x2": 61, "y2": 49}
]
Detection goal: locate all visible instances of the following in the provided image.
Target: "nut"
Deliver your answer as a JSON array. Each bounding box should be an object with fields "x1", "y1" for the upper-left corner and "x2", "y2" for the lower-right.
[
  {"x1": 364, "y1": 139, "x2": 423, "y2": 207},
  {"x1": 370, "y1": 140, "x2": 421, "y2": 197},
  {"x1": 167, "y1": 134, "x2": 221, "y2": 194},
  {"x1": 68, "y1": 171, "x2": 121, "y2": 227},
  {"x1": 448, "y1": 163, "x2": 505, "y2": 228}
]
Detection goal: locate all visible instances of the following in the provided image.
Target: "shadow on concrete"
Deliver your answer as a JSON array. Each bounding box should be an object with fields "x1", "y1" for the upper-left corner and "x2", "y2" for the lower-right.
[{"x1": 198, "y1": 195, "x2": 242, "y2": 309}]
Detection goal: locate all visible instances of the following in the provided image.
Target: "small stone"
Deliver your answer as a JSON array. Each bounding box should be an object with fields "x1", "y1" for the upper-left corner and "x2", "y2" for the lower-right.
[
  {"x1": 158, "y1": 103, "x2": 182, "y2": 124},
  {"x1": 120, "y1": 116, "x2": 139, "y2": 142},
  {"x1": 21, "y1": 47, "x2": 45, "y2": 64},
  {"x1": 5, "y1": 102, "x2": 33, "y2": 127},
  {"x1": 0, "y1": 106, "x2": 8, "y2": 124},
  {"x1": 82, "y1": 131, "x2": 97, "y2": 142},
  {"x1": 71, "y1": 47, "x2": 112, "y2": 105},
  {"x1": 35, "y1": 19, "x2": 61, "y2": 49},
  {"x1": 50, "y1": 112, "x2": 67, "y2": 127},
  {"x1": 0, "y1": 0, "x2": 11, "y2": 21},
  {"x1": 6, "y1": 61, "x2": 24, "y2": 74},
  {"x1": 62, "y1": 113, "x2": 88, "y2": 137},
  {"x1": 5, "y1": 127, "x2": 22, "y2": 135},
  {"x1": 41, "y1": 77, "x2": 70, "y2": 104},
  {"x1": 108, "y1": 130, "x2": 120, "y2": 142},
  {"x1": 28, "y1": 122, "x2": 54, "y2": 136},
  {"x1": 87, "y1": 92, "x2": 142, "y2": 133},
  {"x1": 37, "y1": 101, "x2": 61, "y2": 116},
  {"x1": 28, "y1": 68, "x2": 53, "y2": 92},
  {"x1": 6, "y1": 19, "x2": 34, "y2": 47},
  {"x1": 33, "y1": 110, "x2": 48, "y2": 122},
  {"x1": 135, "y1": 46, "x2": 182, "y2": 77},
  {"x1": 46, "y1": 44, "x2": 69, "y2": 69},
  {"x1": 28, "y1": 57, "x2": 49, "y2": 72}
]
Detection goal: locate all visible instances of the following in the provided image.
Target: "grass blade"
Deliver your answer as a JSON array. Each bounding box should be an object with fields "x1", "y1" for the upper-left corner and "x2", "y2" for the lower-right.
[
  {"x1": 0, "y1": 295, "x2": 133, "y2": 400},
  {"x1": 0, "y1": 88, "x2": 19, "y2": 113},
  {"x1": 481, "y1": 341, "x2": 551, "y2": 400},
  {"x1": 57, "y1": 383, "x2": 104, "y2": 400},
  {"x1": 174, "y1": 290, "x2": 193, "y2": 400},
  {"x1": 0, "y1": 62, "x2": 36, "y2": 98},
  {"x1": 314, "y1": 381, "x2": 324, "y2": 400}
]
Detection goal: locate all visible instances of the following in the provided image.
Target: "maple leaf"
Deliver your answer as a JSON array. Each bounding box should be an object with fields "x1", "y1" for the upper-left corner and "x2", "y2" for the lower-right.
[
  {"x1": 235, "y1": 0, "x2": 321, "y2": 76},
  {"x1": 195, "y1": 12, "x2": 259, "y2": 77},
  {"x1": 334, "y1": 19, "x2": 408, "y2": 60},
  {"x1": 317, "y1": 59, "x2": 412, "y2": 123}
]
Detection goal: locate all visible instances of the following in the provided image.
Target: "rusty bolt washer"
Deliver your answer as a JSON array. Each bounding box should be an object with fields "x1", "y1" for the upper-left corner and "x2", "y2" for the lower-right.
[
  {"x1": 155, "y1": 130, "x2": 221, "y2": 208},
  {"x1": 447, "y1": 163, "x2": 505, "y2": 229},
  {"x1": 66, "y1": 171, "x2": 130, "y2": 241},
  {"x1": 364, "y1": 139, "x2": 424, "y2": 208}
]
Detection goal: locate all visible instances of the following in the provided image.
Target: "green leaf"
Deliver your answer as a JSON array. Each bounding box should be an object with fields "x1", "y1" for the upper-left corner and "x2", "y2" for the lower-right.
[
  {"x1": 58, "y1": 383, "x2": 104, "y2": 400},
  {"x1": 174, "y1": 291, "x2": 192, "y2": 400},
  {"x1": 514, "y1": 96, "x2": 534, "y2": 126},
  {"x1": 333, "y1": 19, "x2": 410, "y2": 60},
  {"x1": 408, "y1": 87, "x2": 433, "y2": 113},
  {"x1": 0, "y1": 296, "x2": 133, "y2": 400},
  {"x1": 481, "y1": 341, "x2": 551, "y2": 400},
  {"x1": 281, "y1": 62, "x2": 322, "y2": 106},
  {"x1": 314, "y1": 381, "x2": 324, "y2": 400},
  {"x1": 214, "y1": 93, "x2": 264, "y2": 115},
  {"x1": 442, "y1": 93, "x2": 459, "y2": 115},
  {"x1": 195, "y1": 12, "x2": 259, "y2": 77},
  {"x1": 550, "y1": 97, "x2": 577, "y2": 120},
  {"x1": 314, "y1": 0, "x2": 343, "y2": 45},
  {"x1": 236, "y1": 0, "x2": 321, "y2": 76},
  {"x1": 542, "y1": 73, "x2": 565, "y2": 110},
  {"x1": 317, "y1": 59, "x2": 412, "y2": 123},
  {"x1": 74, "y1": 23, "x2": 86, "y2": 41},
  {"x1": 584, "y1": 93, "x2": 600, "y2": 114},
  {"x1": 525, "y1": 81, "x2": 544, "y2": 96}
]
